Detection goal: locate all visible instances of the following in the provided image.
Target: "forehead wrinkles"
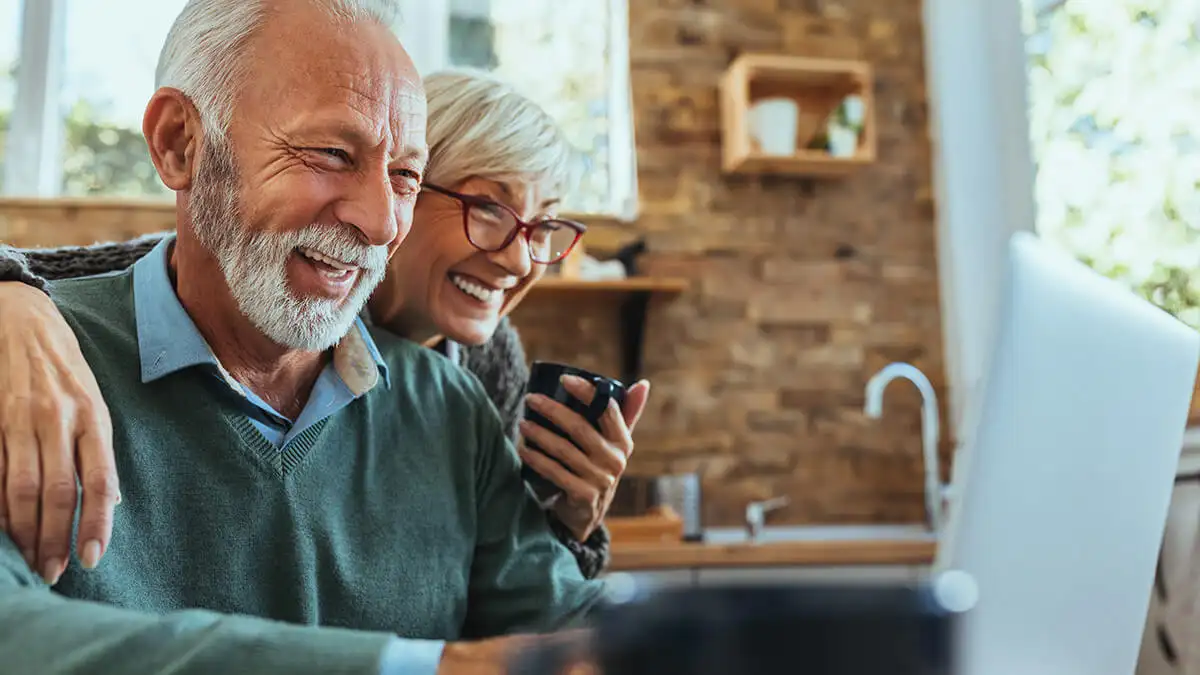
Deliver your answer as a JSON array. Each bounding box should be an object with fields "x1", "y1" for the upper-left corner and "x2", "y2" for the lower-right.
[
  {"x1": 330, "y1": 75, "x2": 425, "y2": 157},
  {"x1": 394, "y1": 86, "x2": 427, "y2": 151},
  {"x1": 333, "y1": 77, "x2": 389, "y2": 131}
]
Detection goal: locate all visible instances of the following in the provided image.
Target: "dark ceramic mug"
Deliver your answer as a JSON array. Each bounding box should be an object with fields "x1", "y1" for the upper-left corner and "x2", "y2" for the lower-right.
[{"x1": 522, "y1": 361, "x2": 627, "y2": 504}]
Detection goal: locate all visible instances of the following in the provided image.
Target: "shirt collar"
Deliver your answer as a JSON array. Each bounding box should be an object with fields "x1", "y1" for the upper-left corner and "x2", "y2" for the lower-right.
[{"x1": 131, "y1": 236, "x2": 390, "y2": 394}]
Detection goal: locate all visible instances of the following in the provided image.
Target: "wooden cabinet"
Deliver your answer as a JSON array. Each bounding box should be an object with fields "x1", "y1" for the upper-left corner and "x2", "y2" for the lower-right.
[{"x1": 1137, "y1": 451, "x2": 1200, "y2": 674}]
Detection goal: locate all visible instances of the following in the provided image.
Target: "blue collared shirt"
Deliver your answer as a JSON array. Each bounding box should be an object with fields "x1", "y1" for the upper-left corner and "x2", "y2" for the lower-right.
[
  {"x1": 130, "y1": 238, "x2": 444, "y2": 674},
  {"x1": 132, "y1": 237, "x2": 391, "y2": 448}
]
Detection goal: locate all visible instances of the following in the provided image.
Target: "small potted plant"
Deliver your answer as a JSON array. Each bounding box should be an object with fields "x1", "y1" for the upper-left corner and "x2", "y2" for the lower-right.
[{"x1": 826, "y1": 95, "x2": 865, "y2": 158}]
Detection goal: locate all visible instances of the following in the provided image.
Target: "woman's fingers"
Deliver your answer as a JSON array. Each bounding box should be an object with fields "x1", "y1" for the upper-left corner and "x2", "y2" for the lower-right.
[
  {"x1": 519, "y1": 442, "x2": 594, "y2": 499},
  {"x1": 619, "y1": 380, "x2": 651, "y2": 430},
  {"x1": 524, "y1": 395, "x2": 625, "y2": 475},
  {"x1": 0, "y1": 435, "x2": 7, "y2": 534},
  {"x1": 559, "y1": 376, "x2": 651, "y2": 454},
  {"x1": 0, "y1": 282, "x2": 119, "y2": 580},
  {"x1": 4, "y1": 419, "x2": 41, "y2": 571},
  {"x1": 519, "y1": 420, "x2": 613, "y2": 486},
  {"x1": 75, "y1": 427, "x2": 118, "y2": 570},
  {"x1": 594, "y1": 399, "x2": 632, "y2": 459},
  {"x1": 525, "y1": 393, "x2": 605, "y2": 451},
  {"x1": 35, "y1": 412, "x2": 76, "y2": 584}
]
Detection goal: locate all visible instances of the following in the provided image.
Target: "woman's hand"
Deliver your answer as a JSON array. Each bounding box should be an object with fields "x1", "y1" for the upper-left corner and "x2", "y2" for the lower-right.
[
  {"x1": 0, "y1": 282, "x2": 119, "y2": 584},
  {"x1": 518, "y1": 375, "x2": 651, "y2": 541}
]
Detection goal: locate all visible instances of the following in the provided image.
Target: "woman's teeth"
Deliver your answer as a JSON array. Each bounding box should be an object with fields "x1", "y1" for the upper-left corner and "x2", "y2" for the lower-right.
[
  {"x1": 451, "y1": 274, "x2": 502, "y2": 304},
  {"x1": 298, "y1": 247, "x2": 357, "y2": 278}
]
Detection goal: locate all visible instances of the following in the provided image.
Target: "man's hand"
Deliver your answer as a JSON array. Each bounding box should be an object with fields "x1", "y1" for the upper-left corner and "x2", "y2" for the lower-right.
[
  {"x1": 519, "y1": 376, "x2": 651, "y2": 542},
  {"x1": 0, "y1": 282, "x2": 119, "y2": 584},
  {"x1": 437, "y1": 632, "x2": 595, "y2": 675},
  {"x1": 438, "y1": 636, "x2": 532, "y2": 675}
]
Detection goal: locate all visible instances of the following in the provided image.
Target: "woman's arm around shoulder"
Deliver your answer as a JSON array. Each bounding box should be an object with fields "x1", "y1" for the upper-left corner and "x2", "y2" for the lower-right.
[
  {"x1": 0, "y1": 233, "x2": 168, "y2": 289},
  {"x1": 0, "y1": 234, "x2": 161, "y2": 584}
]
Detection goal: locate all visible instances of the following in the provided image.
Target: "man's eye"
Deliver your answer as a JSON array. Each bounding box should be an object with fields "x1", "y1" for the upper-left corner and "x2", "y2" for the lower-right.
[
  {"x1": 318, "y1": 148, "x2": 351, "y2": 162},
  {"x1": 391, "y1": 170, "x2": 421, "y2": 196}
]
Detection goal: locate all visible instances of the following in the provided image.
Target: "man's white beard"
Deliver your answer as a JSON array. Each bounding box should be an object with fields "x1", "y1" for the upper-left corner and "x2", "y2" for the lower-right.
[
  {"x1": 215, "y1": 225, "x2": 386, "y2": 351},
  {"x1": 189, "y1": 138, "x2": 388, "y2": 351}
]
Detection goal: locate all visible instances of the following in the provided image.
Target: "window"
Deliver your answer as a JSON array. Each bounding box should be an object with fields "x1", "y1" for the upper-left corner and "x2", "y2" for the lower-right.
[
  {"x1": 1022, "y1": 0, "x2": 1200, "y2": 327},
  {"x1": 2, "y1": 0, "x2": 638, "y2": 218},
  {"x1": 399, "y1": 0, "x2": 637, "y2": 217},
  {"x1": 58, "y1": 0, "x2": 186, "y2": 197},
  {"x1": 0, "y1": 0, "x2": 20, "y2": 193},
  {"x1": 924, "y1": 0, "x2": 1200, "y2": 433},
  {"x1": 3, "y1": 0, "x2": 186, "y2": 197}
]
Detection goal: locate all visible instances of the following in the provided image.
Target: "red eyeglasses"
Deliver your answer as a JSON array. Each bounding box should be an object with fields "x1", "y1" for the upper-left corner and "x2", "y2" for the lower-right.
[{"x1": 421, "y1": 184, "x2": 586, "y2": 264}]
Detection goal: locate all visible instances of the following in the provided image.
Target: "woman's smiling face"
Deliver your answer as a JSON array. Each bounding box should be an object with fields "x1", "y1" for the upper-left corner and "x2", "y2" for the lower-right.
[
  {"x1": 362, "y1": 68, "x2": 585, "y2": 344},
  {"x1": 370, "y1": 177, "x2": 562, "y2": 345}
]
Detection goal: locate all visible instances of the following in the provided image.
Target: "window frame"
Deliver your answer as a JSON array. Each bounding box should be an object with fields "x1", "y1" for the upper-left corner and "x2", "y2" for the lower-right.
[
  {"x1": 4, "y1": 0, "x2": 68, "y2": 196},
  {"x1": 921, "y1": 0, "x2": 1037, "y2": 438},
  {"x1": 605, "y1": 0, "x2": 637, "y2": 220},
  {"x1": 3, "y1": 0, "x2": 638, "y2": 219}
]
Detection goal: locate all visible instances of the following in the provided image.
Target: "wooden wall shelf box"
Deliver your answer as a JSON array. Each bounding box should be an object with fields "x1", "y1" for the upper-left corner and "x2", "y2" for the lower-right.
[{"x1": 719, "y1": 53, "x2": 876, "y2": 177}]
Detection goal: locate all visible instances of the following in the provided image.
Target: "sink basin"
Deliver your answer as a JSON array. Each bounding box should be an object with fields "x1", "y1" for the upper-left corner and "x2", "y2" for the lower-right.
[{"x1": 702, "y1": 524, "x2": 937, "y2": 545}]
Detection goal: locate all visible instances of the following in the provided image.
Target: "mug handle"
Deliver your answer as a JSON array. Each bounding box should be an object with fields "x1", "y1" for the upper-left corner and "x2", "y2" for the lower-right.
[{"x1": 585, "y1": 378, "x2": 616, "y2": 422}]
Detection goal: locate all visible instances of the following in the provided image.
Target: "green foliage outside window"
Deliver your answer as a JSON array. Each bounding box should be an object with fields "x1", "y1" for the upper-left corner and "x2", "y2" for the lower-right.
[
  {"x1": 0, "y1": 68, "x2": 167, "y2": 199},
  {"x1": 1023, "y1": 0, "x2": 1200, "y2": 326},
  {"x1": 60, "y1": 100, "x2": 168, "y2": 198}
]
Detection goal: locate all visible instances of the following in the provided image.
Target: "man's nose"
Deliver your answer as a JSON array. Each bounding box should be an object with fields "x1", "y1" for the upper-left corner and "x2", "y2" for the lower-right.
[{"x1": 335, "y1": 169, "x2": 400, "y2": 248}]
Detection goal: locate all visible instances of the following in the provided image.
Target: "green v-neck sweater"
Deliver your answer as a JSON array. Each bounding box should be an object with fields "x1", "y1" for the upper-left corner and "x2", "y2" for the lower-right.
[{"x1": 0, "y1": 269, "x2": 605, "y2": 674}]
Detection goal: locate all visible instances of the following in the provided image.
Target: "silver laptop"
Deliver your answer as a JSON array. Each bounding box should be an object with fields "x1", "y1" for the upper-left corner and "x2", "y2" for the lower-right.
[{"x1": 935, "y1": 232, "x2": 1200, "y2": 675}]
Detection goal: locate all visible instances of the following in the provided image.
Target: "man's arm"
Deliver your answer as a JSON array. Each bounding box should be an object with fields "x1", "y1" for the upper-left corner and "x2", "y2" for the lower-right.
[
  {"x1": 462, "y1": 420, "x2": 608, "y2": 640},
  {"x1": 0, "y1": 234, "x2": 166, "y2": 291},
  {"x1": 0, "y1": 533, "x2": 441, "y2": 675},
  {"x1": 460, "y1": 320, "x2": 612, "y2": 581}
]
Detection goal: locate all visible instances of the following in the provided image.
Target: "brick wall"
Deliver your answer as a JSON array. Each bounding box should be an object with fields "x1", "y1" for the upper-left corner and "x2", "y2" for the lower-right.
[
  {"x1": 0, "y1": 0, "x2": 944, "y2": 527},
  {"x1": 519, "y1": 0, "x2": 944, "y2": 525}
]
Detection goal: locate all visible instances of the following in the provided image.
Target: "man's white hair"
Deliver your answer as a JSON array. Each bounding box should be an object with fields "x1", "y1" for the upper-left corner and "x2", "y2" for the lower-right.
[
  {"x1": 155, "y1": 0, "x2": 402, "y2": 139},
  {"x1": 423, "y1": 69, "x2": 584, "y2": 200}
]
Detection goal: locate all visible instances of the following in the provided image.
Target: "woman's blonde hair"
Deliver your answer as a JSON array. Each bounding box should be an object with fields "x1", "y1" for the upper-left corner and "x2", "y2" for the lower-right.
[{"x1": 423, "y1": 69, "x2": 584, "y2": 201}]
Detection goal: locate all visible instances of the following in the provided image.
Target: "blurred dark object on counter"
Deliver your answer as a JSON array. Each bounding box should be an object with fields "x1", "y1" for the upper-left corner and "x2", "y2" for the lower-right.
[{"x1": 509, "y1": 574, "x2": 974, "y2": 675}]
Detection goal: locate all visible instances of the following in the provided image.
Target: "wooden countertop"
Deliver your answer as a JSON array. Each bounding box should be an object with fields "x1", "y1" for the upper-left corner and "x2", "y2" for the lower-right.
[{"x1": 608, "y1": 537, "x2": 938, "y2": 571}]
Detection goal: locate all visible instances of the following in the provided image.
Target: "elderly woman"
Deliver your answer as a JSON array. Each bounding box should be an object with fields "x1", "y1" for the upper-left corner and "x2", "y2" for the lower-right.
[{"x1": 0, "y1": 68, "x2": 648, "y2": 582}]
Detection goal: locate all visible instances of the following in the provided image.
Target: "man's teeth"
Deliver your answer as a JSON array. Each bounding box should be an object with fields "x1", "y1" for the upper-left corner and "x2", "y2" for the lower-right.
[
  {"x1": 451, "y1": 274, "x2": 502, "y2": 303},
  {"x1": 298, "y1": 247, "x2": 356, "y2": 273}
]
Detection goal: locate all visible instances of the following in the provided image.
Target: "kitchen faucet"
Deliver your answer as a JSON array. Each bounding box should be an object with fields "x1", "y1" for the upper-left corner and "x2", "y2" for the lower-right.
[
  {"x1": 864, "y1": 362, "x2": 947, "y2": 533},
  {"x1": 744, "y1": 496, "x2": 789, "y2": 542}
]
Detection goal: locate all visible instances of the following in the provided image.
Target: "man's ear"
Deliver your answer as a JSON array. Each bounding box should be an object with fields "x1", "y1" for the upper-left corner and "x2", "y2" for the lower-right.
[{"x1": 142, "y1": 87, "x2": 202, "y2": 191}]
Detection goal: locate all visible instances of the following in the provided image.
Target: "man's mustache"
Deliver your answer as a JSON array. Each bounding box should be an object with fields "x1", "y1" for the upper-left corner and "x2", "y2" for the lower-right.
[{"x1": 278, "y1": 224, "x2": 390, "y2": 272}]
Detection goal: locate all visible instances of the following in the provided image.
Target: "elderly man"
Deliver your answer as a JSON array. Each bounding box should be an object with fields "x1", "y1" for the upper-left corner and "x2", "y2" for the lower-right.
[{"x1": 0, "y1": 0, "x2": 604, "y2": 673}]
